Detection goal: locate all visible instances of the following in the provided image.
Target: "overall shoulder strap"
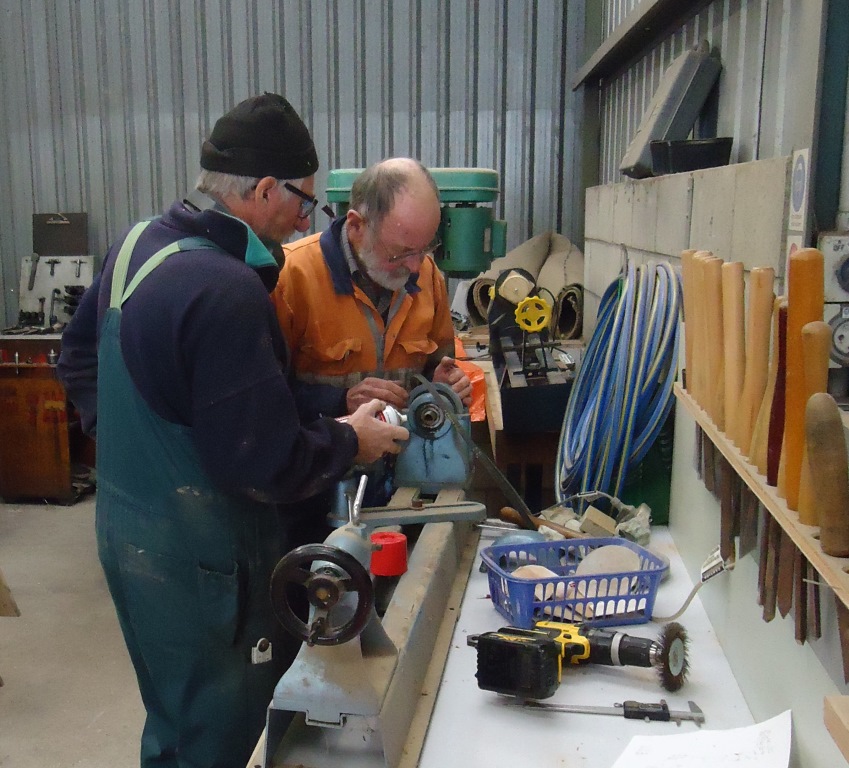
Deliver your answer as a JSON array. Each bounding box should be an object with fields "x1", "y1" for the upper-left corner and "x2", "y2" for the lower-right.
[
  {"x1": 117, "y1": 235, "x2": 217, "y2": 307},
  {"x1": 110, "y1": 222, "x2": 151, "y2": 309}
]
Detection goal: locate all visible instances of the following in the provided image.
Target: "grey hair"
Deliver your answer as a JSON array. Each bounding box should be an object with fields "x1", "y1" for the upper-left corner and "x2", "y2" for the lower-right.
[
  {"x1": 195, "y1": 170, "x2": 303, "y2": 203},
  {"x1": 349, "y1": 159, "x2": 438, "y2": 230}
]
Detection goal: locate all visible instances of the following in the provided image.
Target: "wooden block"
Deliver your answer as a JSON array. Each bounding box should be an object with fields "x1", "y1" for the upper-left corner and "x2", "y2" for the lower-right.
[
  {"x1": 825, "y1": 695, "x2": 849, "y2": 764},
  {"x1": 579, "y1": 505, "x2": 617, "y2": 537}
]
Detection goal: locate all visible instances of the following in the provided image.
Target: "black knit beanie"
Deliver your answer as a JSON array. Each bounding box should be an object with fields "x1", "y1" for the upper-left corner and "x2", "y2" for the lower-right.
[{"x1": 200, "y1": 93, "x2": 318, "y2": 179}]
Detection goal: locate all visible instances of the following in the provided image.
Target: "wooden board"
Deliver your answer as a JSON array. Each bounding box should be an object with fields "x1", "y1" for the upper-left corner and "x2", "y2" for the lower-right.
[
  {"x1": 675, "y1": 385, "x2": 849, "y2": 618},
  {"x1": 825, "y1": 695, "x2": 849, "y2": 764}
]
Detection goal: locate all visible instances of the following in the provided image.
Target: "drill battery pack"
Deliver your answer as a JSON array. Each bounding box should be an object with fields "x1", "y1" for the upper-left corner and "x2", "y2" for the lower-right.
[{"x1": 467, "y1": 627, "x2": 562, "y2": 699}]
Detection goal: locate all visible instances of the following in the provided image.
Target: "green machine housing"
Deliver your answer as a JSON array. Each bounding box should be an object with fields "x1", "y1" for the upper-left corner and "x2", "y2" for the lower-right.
[{"x1": 326, "y1": 167, "x2": 507, "y2": 277}]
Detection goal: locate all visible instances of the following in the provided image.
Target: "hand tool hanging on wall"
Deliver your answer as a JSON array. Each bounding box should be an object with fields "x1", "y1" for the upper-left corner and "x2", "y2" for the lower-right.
[
  {"x1": 835, "y1": 600, "x2": 849, "y2": 684},
  {"x1": 776, "y1": 526, "x2": 796, "y2": 619},
  {"x1": 681, "y1": 250, "x2": 698, "y2": 396},
  {"x1": 738, "y1": 296, "x2": 781, "y2": 561},
  {"x1": 719, "y1": 261, "x2": 746, "y2": 562},
  {"x1": 793, "y1": 548, "x2": 808, "y2": 645},
  {"x1": 782, "y1": 248, "x2": 824, "y2": 512},
  {"x1": 806, "y1": 557, "x2": 822, "y2": 642},
  {"x1": 26, "y1": 254, "x2": 39, "y2": 290},
  {"x1": 680, "y1": 250, "x2": 709, "y2": 486},
  {"x1": 735, "y1": 276, "x2": 777, "y2": 557},
  {"x1": 759, "y1": 505, "x2": 782, "y2": 622},
  {"x1": 737, "y1": 489, "x2": 761, "y2": 560}
]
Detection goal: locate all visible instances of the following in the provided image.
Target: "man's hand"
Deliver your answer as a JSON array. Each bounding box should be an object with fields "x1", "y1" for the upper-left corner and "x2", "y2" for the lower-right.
[
  {"x1": 432, "y1": 356, "x2": 472, "y2": 406},
  {"x1": 346, "y1": 399, "x2": 409, "y2": 465},
  {"x1": 346, "y1": 377, "x2": 408, "y2": 413}
]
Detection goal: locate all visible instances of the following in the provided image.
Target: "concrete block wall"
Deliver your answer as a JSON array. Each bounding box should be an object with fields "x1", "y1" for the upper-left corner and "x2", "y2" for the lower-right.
[
  {"x1": 583, "y1": 156, "x2": 848, "y2": 767},
  {"x1": 583, "y1": 157, "x2": 791, "y2": 336}
]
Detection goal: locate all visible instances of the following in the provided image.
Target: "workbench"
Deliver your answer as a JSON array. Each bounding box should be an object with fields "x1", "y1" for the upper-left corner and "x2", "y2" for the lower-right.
[
  {"x1": 416, "y1": 527, "x2": 754, "y2": 767},
  {"x1": 254, "y1": 524, "x2": 758, "y2": 768}
]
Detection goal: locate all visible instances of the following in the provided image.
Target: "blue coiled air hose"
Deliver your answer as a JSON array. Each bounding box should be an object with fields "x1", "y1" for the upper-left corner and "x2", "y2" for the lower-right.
[{"x1": 556, "y1": 261, "x2": 681, "y2": 505}]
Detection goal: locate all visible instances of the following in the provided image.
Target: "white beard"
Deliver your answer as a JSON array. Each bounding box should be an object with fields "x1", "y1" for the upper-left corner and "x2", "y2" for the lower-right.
[{"x1": 358, "y1": 244, "x2": 411, "y2": 291}]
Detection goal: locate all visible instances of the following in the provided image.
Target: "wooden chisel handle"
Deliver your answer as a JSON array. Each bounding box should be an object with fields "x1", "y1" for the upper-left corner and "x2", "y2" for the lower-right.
[
  {"x1": 750, "y1": 296, "x2": 782, "y2": 476},
  {"x1": 498, "y1": 507, "x2": 586, "y2": 539},
  {"x1": 767, "y1": 301, "x2": 788, "y2": 487},
  {"x1": 691, "y1": 252, "x2": 713, "y2": 411},
  {"x1": 704, "y1": 256, "x2": 725, "y2": 429},
  {"x1": 680, "y1": 250, "x2": 698, "y2": 395},
  {"x1": 738, "y1": 267, "x2": 775, "y2": 456},
  {"x1": 797, "y1": 321, "x2": 833, "y2": 525},
  {"x1": 783, "y1": 248, "x2": 824, "y2": 511},
  {"x1": 722, "y1": 262, "x2": 745, "y2": 445},
  {"x1": 805, "y1": 393, "x2": 849, "y2": 555}
]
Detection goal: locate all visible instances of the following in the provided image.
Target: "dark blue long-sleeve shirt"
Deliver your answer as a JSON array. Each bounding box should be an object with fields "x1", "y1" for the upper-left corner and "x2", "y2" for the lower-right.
[{"x1": 57, "y1": 199, "x2": 357, "y2": 503}]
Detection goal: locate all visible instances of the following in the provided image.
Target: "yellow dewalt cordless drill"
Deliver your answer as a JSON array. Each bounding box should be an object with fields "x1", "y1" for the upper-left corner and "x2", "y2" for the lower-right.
[{"x1": 467, "y1": 620, "x2": 688, "y2": 700}]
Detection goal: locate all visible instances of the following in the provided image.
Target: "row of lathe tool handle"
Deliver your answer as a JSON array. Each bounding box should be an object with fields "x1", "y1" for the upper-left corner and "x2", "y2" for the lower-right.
[{"x1": 681, "y1": 247, "x2": 849, "y2": 678}]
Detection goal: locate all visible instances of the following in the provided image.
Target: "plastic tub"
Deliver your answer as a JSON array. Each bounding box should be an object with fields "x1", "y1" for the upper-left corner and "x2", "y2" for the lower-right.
[{"x1": 480, "y1": 537, "x2": 668, "y2": 628}]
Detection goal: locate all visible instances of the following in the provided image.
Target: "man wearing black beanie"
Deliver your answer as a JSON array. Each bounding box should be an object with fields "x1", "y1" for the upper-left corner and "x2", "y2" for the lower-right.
[{"x1": 57, "y1": 94, "x2": 407, "y2": 768}]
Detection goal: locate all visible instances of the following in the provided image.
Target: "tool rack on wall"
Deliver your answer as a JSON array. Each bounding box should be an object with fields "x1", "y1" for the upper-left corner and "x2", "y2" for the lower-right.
[{"x1": 674, "y1": 384, "x2": 849, "y2": 758}]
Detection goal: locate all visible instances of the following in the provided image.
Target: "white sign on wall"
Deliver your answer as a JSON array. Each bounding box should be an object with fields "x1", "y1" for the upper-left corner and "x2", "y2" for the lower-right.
[{"x1": 788, "y1": 149, "x2": 810, "y2": 233}]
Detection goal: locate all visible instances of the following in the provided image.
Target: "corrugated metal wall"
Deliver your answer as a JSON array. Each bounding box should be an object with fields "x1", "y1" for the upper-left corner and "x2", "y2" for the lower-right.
[
  {"x1": 602, "y1": 0, "x2": 641, "y2": 37},
  {"x1": 0, "y1": 0, "x2": 586, "y2": 326},
  {"x1": 597, "y1": 0, "x2": 820, "y2": 184}
]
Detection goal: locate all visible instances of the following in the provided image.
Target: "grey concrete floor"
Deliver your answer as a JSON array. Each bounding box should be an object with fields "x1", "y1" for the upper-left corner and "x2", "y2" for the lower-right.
[{"x1": 0, "y1": 495, "x2": 144, "y2": 767}]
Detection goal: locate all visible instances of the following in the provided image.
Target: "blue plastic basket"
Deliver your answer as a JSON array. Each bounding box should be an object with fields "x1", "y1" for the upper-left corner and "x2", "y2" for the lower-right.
[{"x1": 480, "y1": 537, "x2": 667, "y2": 628}]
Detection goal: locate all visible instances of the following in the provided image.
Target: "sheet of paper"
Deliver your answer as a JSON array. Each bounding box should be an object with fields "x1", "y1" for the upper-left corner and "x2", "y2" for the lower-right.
[{"x1": 611, "y1": 710, "x2": 792, "y2": 768}]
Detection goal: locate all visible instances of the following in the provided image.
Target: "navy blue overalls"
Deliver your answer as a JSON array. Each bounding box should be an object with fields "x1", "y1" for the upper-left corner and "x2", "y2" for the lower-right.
[{"x1": 95, "y1": 222, "x2": 293, "y2": 767}]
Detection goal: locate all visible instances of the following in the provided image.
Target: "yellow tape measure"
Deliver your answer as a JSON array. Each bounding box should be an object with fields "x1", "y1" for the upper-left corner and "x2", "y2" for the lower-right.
[{"x1": 514, "y1": 295, "x2": 551, "y2": 333}]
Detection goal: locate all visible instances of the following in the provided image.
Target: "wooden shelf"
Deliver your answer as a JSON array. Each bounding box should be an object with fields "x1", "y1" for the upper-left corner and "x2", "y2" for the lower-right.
[
  {"x1": 675, "y1": 383, "x2": 849, "y2": 762},
  {"x1": 674, "y1": 383, "x2": 849, "y2": 608}
]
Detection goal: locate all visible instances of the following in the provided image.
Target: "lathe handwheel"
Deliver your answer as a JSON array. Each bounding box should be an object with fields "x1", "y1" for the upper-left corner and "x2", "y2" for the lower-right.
[
  {"x1": 514, "y1": 296, "x2": 551, "y2": 333},
  {"x1": 270, "y1": 544, "x2": 373, "y2": 646}
]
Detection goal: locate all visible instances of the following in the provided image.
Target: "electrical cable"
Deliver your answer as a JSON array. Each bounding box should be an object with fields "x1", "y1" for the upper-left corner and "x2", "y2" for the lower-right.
[{"x1": 555, "y1": 261, "x2": 681, "y2": 507}]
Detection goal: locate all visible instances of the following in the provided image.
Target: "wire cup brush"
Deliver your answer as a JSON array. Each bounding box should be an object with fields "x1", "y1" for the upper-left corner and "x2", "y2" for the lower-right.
[{"x1": 570, "y1": 620, "x2": 690, "y2": 692}]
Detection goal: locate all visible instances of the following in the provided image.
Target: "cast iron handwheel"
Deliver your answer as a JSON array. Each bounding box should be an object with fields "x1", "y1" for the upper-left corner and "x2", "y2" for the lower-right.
[{"x1": 269, "y1": 544, "x2": 374, "y2": 646}]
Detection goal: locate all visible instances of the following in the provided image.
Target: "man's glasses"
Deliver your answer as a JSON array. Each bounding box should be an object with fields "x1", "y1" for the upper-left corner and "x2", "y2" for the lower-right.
[
  {"x1": 381, "y1": 237, "x2": 442, "y2": 264},
  {"x1": 282, "y1": 182, "x2": 335, "y2": 219}
]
